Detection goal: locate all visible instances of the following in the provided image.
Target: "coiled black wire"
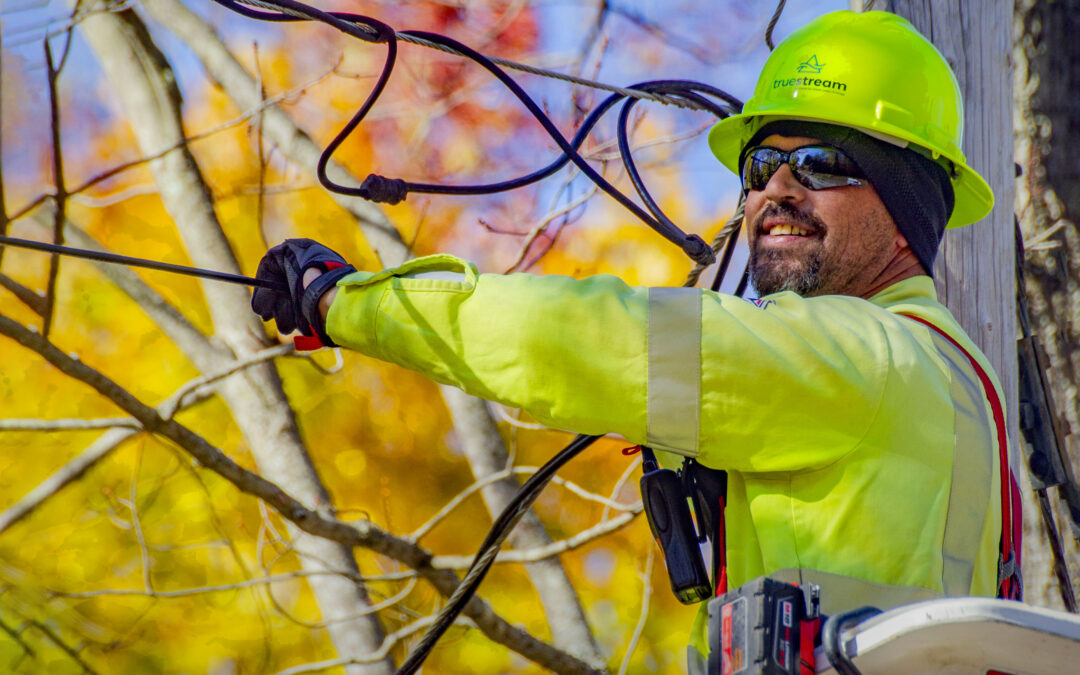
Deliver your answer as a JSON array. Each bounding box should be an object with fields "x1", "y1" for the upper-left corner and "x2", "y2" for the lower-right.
[
  {"x1": 211, "y1": 0, "x2": 741, "y2": 266},
  {"x1": 206, "y1": 1, "x2": 746, "y2": 671}
]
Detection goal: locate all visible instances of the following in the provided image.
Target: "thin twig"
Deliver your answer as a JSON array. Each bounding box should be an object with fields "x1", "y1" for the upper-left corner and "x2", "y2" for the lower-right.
[
  {"x1": 0, "y1": 25, "x2": 8, "y2": 269},
  {"x1": 488, "y1": 404, "x2": 549, "y2": 430},
  {"x1": 504, "y1": 181, "x2": 599, "y2": 273},
  {"x1": 127, "y1": 439, "x2": 153, "y2": 593},
  {"x1": 272, "y1": 614, "x2": 476, "y2": 675},
  {"x1": 430, "y1": 507, "x2": 642, "y2": 568},
  {"x1": 409, "y1": 463, "x2": 636, "y2": 543},
  {"x1": 25, "y1": 619, "x2": 102, "y2": 675},
  {"x1": 603, "y1": 455, "x2": 642, "y2": 523},
  {"x1": 0, "y1": 272, "x2": 46, "y2": 315},
  {"x1": 5, "y1": 61, "x2": 342, "y2": 225},
  {"x1": 53, "y1": 571, "x2": 413, "y2": 601},
  {"x1": 0, "y1": 428, "x2": 139, "y2": 535},
  {"x1": 408, "y1": 467, "x2": 515, "y2": 542},
  {"x1": 0, "y1": 344, "x2": 293, "y2": 535},
  {"x1": 252, "y1": 41, "x2": 270, "y2": 250},
  {"x1": 0, "y1": 615, "x2": 35, "y2": 659},
  {"x1": 587, "y1": 121, "x2": 713, "y2": 161},
  {"x1": 41, "y1": 37, "x2": 67, "y2": 338},
  {"x1": 0, "y1": 417, "x2": 140, "y2": 430},
  {"x1": 617, "y1": 548, "x2": 654, "y2": 675}
]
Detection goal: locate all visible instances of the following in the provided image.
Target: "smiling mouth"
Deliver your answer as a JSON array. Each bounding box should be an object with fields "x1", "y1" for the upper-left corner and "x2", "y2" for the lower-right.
[{"x1": 764, "y1": 223, "x2": 812, "y2": 237}]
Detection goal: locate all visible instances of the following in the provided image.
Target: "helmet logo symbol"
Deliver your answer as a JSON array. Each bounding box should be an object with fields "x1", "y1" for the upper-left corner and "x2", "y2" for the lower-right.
[{"x1": 797, "y1": 55, "x2": 825, "y2": 74}]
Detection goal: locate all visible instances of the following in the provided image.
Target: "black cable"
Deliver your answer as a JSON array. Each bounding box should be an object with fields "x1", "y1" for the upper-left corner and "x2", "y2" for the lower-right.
[
  {"x1": 396, "y1": 433, "x2": 601, "y2": 675},
  {"x1": 765, "y1": 0, "x2": 788, "y2": 51},
  {"x1": 210, "y1": 0, "x2": 737, "y2": 265},
  {"x1": 733, "y1": 267, "x2": 750, "y2": 297},
  {"x1": 382, "y1": 31, "x2": 717, "y2": 265},
  {"x1": 384, "y1": 88, "x2": 625, "y2": 198},
  {"x1": 0, "y1": 235, "x2": 286, "y2": 292},
  {"x1": 616, "y1": 84, "x2": 730, "y2": 249},
  {"x1": 381, "y1": 80, "x2": 735, "y2": 202}
]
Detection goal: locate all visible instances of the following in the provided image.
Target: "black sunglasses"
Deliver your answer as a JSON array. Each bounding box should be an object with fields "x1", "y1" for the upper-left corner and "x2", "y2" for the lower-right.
[{"x1": 741, "y1": 145, "x2": 868, "y2": 192}]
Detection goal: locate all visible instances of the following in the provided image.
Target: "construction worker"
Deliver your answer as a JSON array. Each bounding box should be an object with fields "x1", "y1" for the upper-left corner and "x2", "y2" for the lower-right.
[{"x1": 252, "y1": 9, "x2": 1021, "y2": 669}]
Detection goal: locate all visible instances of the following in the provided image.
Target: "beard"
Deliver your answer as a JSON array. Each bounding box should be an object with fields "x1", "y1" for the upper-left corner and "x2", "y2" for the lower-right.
[
  {"x1": 748, "y1": 202, "x2": 829, "y2": 296},
  {"x1": 749, "y1": 246, "x2": 824, "y2": 296}
]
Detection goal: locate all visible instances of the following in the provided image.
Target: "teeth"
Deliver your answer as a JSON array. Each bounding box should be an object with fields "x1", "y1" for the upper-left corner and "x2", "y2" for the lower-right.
[{"x1": 769, "y1": 224, "x2": 809, "y2": 236}]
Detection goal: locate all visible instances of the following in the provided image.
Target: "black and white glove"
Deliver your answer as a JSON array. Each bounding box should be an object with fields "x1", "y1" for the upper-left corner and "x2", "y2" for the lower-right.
[{"x1": 251, "y1": 238, "x2": 355, "y2": 347}]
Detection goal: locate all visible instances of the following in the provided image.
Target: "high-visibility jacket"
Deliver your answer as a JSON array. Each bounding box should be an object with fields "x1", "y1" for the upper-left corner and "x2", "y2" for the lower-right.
[{"x1": 325, "y1": 254, "x2": 1014, "y2": 653}]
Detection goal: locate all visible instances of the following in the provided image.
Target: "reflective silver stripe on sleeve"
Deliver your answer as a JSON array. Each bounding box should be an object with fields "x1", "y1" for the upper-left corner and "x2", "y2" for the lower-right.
[
  {"x1": 647, "y1": 287, "x2": 701, "y2": 456},
  {"x1": 924, "y1": 329, "x2": 995, "y2": 597}
]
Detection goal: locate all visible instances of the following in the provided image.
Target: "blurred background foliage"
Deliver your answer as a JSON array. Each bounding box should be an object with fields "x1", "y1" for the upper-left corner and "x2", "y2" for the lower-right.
[{"x1": 0, "y1": 0, "x2": 841, "y2": 672}]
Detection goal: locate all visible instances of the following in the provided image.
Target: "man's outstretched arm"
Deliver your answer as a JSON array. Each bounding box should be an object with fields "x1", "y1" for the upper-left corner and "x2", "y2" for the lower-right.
[
  {"x1": 264, "y1": 241, "x2": 891, "y2": 472},
  {"x1": 317, "y1": 254, "x2": 652, "y2": 444}
]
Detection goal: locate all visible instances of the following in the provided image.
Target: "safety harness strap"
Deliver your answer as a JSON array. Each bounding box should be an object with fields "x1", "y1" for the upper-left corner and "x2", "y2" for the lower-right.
[
  {"x1": 903, "y1": 314, "x2": 1023, "y2": 601},
  {"x1": 647, "y1": 287, "x2": 702, "y2": 456}
]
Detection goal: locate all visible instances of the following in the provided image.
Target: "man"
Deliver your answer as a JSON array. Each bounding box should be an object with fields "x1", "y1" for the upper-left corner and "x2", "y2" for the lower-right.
[{"x1": 253, "y1": 9, "x2": 1021, "y2": 667}]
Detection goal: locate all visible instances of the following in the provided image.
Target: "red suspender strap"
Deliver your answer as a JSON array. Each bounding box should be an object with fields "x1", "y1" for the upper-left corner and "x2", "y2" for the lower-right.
[
  {"x1": 715, "y1": 494, "x2": 728, "y2": 596},
  {"x1": 902, "y1": 314, "x2": 1023, "y2": 600}
]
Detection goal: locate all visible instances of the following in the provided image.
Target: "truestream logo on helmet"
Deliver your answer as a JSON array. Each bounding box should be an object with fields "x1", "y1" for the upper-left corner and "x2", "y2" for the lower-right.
[{"x1": 772, "y1": 54, "x2": 848, "y2": 94}]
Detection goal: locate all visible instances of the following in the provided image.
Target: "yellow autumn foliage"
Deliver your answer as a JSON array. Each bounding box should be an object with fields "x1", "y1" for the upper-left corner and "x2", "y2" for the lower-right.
[{"x1": 0, "y1": 1, "x2": 760, "y2": 673}]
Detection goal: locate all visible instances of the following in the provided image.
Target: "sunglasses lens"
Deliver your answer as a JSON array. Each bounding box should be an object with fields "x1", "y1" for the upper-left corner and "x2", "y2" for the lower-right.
[
  {"x1": 741, "y1": 145, "x2": 866, "y2": 191},
  {"x1": 742, "y1": 148, "x2": 782, "y2": 191},
  {"x1": 791, "y1": 147, "x2": 865, "y2": 189}
]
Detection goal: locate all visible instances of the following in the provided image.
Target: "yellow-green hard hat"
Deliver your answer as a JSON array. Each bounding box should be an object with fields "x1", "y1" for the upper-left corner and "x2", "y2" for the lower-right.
[{"x1": 709, "y1": 10, "x2": 993, "y2": 228}]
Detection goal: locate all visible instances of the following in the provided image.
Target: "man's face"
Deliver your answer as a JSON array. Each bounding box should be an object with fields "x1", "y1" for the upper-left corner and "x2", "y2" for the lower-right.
[{"x1": 743, "y1": 135, "x2": 904, "y2": 298}]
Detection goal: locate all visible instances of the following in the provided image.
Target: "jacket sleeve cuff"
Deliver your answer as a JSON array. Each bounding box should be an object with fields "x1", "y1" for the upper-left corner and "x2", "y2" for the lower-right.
[{"x1": 324, "y1": 254, "x2": 478, "y2": 354}]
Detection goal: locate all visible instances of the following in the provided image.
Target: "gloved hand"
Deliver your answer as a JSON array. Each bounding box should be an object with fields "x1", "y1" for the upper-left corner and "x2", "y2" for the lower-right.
[{"x1": 251, "y1": 238, "x2": 356, "y2": 346}]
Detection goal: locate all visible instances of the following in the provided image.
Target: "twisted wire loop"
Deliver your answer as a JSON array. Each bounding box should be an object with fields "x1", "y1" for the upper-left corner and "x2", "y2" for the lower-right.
[
  {"x1": 684, "y1": 192, "x2": 746, "y2": 289},
  {"x1": 765, "y1": 0, "x2": 788, "y2": 50}
]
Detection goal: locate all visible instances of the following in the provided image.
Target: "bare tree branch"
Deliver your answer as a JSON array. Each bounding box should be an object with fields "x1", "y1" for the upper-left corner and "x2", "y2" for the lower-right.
[
  {"x1": 0, "y1": 343, "x2": 293, "y2": 535},
  {"x1": 138, "y1": 0, "x2": 408, "y2": 267},
  {"x1": 0, "y1": 314, "x2": 603, "y2": 675},
  {"x1": 0, "y1": 417, "x2": 139, "y2": 431},
  {"x1": 0, "y1": 428, "x2": 137, "y2": 535},
  {"x1": 272, "y1": 614, "x2": 477, "y2": 675},
  {"x1": 25, "y1": 618, "x2": 101, "y2": 675},
  {"x1": 430, "y1": 507, "x2": 642, "y2": 568},
  {"x1": 141, "y1": 0, "x2": 603, "y2": 660},
  {"x1": 78, "y1": 5, "x2": 393, "y2": 669},
  {"x1": 617, "y1": 548, "x2": 653, "y2": 675},
  {"x1": 53, "y1": 573, "x2": 417, "y2": 610},
  {"x1": 0, "y1": 272, "x2": 46, "y2": 315},
  {"x1": 41, "y1": 36, "x2": 68, "y2": 338}
]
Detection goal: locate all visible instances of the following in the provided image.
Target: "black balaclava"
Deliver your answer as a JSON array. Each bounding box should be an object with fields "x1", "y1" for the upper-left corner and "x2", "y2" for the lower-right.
[{"x1": 741, "y1": 120, "x2": 955, "y2": 276}]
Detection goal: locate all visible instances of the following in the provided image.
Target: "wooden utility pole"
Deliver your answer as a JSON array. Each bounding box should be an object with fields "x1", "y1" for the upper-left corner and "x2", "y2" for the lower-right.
[
  {"x1": 885, "y1": 2, "x2": 1017, "y2": 438},
  {"x1": 878, "y1": 2, "x2": 1078, "y2": 605}
]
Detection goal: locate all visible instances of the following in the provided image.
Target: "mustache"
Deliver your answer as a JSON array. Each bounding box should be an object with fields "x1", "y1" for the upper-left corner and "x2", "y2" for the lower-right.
[{"x1": 753, "y1": 202, "x2": 825, "y2": 233}]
